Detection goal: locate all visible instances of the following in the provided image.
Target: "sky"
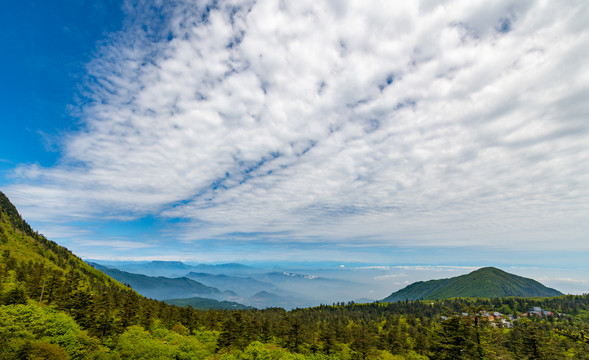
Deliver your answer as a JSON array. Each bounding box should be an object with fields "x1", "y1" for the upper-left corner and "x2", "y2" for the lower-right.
[{"x1": 1, "y1": 0, "x2": 589, "y2": 290}]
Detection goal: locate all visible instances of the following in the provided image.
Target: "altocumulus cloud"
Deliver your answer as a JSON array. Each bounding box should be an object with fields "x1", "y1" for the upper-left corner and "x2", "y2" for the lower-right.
[{"x1": 7, "y1": 0, "x2": 589, "y2": 251}]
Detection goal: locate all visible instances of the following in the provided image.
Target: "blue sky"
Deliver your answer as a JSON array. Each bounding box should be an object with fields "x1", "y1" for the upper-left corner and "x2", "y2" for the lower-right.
[
  {"x1": 0, "y1": 0, "x2": 124, "y2": 167},
  {"x1": 1, "y1": 0, "x2": 589, "y2": 290}
]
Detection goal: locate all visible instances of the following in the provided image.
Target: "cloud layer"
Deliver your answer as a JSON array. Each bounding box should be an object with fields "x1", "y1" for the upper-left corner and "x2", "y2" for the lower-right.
[{"x1": 7, "y1": 0, "x2": 589, "y2": 254}]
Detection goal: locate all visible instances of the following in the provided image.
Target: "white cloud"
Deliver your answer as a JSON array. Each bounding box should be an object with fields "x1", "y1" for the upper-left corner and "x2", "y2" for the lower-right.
[
  {"x1": 538, "y1": 277, "x2": 588, "y2": 284},
  {"x1": 392, "y1": 266, "x2": 480, "y2": 272},
  {"x1": 73, "y1": 239, "x2": 156, "y2": 251},
  {"x1": 6, "y1": 0, "x2": 589, "y2": 254},
  {"x1": 374, "y1": 274, "x2": 407, "y2": 280}
]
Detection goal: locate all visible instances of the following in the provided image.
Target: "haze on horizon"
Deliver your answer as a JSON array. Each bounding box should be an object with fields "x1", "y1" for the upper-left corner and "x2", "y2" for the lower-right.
[{"x1": 1, "y1": 0, "x2": 588, "y2": 291}]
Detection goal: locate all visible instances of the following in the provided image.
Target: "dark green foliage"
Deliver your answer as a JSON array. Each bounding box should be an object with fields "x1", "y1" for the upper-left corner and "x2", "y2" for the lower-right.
[
  {"x1": 382, "y1": 267, "x2": 563, "y2": 302},
  {"x1": 1, "y1": 286, "x2": 26, "y2": 305},
  {"x1": 17, "y1": 341, "x2": 70, "y2": 360}
]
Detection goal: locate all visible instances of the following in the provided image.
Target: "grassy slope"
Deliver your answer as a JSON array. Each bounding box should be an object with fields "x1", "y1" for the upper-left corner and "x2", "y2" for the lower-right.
[{"x1": 382, "y1": 267, "x2": 563, "y2": 302}]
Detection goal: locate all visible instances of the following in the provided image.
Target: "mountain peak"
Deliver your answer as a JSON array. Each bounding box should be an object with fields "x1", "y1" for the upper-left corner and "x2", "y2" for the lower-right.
[{"x1": 473, "y1": 266, "x2": 503, "y2": 273}]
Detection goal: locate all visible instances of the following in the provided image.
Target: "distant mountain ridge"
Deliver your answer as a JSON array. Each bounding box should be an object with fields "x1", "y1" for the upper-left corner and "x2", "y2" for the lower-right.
[
  {"x1": 90, "y1": 260, "x2": 256, "y2": 277},
  {"x1": 89, "y1": 262, "x2": 231, "y2": 300},
  {"x1": 194, "y1": 263, "x2": 253, "y2": 270},
  {"x1": 164, "y1": 297, "x2": 253, "y2": 310},
  {"x1": 185, "y1": 272, "x2": 280, "y2": 297},
  {"x1": 89, "y1": 262, "x2": 311, "y2": 309},
  {"x1": 381, "y1": 267, "x2": 563, "y2": 302},
  {"x1": 246, "y1": 291, "x2": 312, "y2": 309},
  {"x1": 90, "y1": 261, "x2": 322, "y2": 309}
]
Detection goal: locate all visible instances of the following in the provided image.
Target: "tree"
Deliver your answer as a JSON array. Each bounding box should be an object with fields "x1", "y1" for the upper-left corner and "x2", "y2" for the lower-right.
[
  {"x1": 16, "y1": 341, "x2": 70, "y2": 360},
  {"x1": 431, "y1": 305, "x2": 494, "y2": 360},
  {"x1": 515, "y1": 320, "x2": 563, "y2": 359}
]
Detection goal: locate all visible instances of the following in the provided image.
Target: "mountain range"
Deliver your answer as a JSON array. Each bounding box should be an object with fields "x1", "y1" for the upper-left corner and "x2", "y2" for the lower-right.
[
  {"x1": 89, "y1": 263, "x2": 234, "y2": 300},
  {"x1": 381, "y1": 266, "x2": 563, "y2": 302},
  {"x1": 92, "y1": 260, "x2": 257, "y2": 277},
  {"x1": 0, "y1": 191, "x2": 565, "y2": 312},
  {"x1": 184, "y1": 272, "x2": 280, "y2": 297},
  {"x1": 89, "y1": 262, "x2": 316, "y2": 309},
  {"x1": 164, "y1": 297, "x2": 253, "y2": 310}
]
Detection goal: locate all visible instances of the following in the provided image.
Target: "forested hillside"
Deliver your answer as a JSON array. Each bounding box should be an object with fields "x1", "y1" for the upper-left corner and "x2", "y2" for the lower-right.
[{"x1": 2, "y1": 191, "x2": 589, "y2": 359}]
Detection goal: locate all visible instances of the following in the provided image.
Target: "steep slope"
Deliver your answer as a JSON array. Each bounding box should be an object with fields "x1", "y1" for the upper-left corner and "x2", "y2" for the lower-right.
[{"x1": 382, "y1": 267, "x2": 563, "y2": 302}]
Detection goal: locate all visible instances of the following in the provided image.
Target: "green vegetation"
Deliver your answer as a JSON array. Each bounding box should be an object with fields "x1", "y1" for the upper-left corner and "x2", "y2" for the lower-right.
[
  {"x1": 2, "y1": 191, "x2": 589, "y2": 359},
  {"x1": 382, "y1": 267, "x2": 563, "y2": 302}
]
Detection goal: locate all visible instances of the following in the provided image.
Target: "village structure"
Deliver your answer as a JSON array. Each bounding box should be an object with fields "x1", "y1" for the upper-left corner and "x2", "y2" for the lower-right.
[{"x1": 441, "y1": 306, "x2": 562, "y2": 329}]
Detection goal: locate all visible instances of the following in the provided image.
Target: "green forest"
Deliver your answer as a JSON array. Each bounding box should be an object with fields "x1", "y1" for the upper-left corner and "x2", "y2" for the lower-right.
[{"x1": 2, "y1": 192, "x2": 589, "y2": 359}]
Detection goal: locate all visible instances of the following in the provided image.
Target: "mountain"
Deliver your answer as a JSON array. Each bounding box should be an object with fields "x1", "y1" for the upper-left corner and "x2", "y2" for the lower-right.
[
  {"x1": 164, "y1": 296, "x2": 253, "y2": 310},
  {"x1": 119, "y1": 260, "x2": 197, "y2": 277},
  {"x1": 245, "y1": 291, "x2": 313, "y2": 309},
  {"x1": 260, "y1": 271, "x2": 321, "y2": 281},
  {"x1": 194, "y1": 263, "x2": 254, "y2": 270},
  {"x1": 90, "y1": 260, "x2": 257, "y2": 277},
  {"x1": 89, "y1": 262, "x2": 230, "y2": 301},
  {"x1": 191, "y1": 263, "x2": 257, "y2": 275},
  {"x1": 185, "y1": 272, "x2": 280, "y2": 296},
  {"x1": 94, "y1": 260, "x2": 200, "y2": 278},
  {"x1": 381, "y1": 267, "x2": 563, "y2": 302},
  {"x1": 250, "y1": 271, "x2": 361, "y2": 305}
]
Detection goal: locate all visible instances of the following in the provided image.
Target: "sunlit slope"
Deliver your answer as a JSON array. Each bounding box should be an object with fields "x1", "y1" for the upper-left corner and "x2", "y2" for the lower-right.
[{"x1": 382, "y1": 267, "x2": 563, "y2": 302}]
